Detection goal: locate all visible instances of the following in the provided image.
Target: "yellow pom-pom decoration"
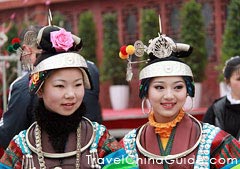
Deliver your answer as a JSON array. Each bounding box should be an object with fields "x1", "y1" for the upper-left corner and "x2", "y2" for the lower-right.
[
  {"x1": 119, "y1": 51, "x2": 129, "y2": 59},
  {"x1": 126, "y1": 45, "x2": 135, "y2": 55}
]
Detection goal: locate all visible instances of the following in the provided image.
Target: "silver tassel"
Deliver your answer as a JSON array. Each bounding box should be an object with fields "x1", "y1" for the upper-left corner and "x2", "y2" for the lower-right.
[
  {"x1": 22, "y1": 154, "x2": 36, "y2": 169},
  {"x1": 90, "y1": 150, "x2": 101, "y2": 169}
]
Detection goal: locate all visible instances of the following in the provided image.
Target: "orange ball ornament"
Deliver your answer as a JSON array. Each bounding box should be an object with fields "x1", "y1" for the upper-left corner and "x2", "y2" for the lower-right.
[
  {"x1": 126, "y1": 45, "x2": 135, "y2": 55},
  {"x1": 119, "y1": 51, "x2": 129, "y2": 59}
]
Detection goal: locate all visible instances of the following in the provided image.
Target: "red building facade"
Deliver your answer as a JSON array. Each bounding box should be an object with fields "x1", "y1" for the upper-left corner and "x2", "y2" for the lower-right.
[{"x1": 0, "y1": 0, "x2": 230, "y2": 109}]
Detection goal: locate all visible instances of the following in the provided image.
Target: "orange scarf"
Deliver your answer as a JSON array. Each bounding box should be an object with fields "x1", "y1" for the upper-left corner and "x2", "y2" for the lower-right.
[
  {"x1": 149, "y1": 109, "x2": 185, "y2": 138},
  {"x1": 148, "y1": 109, "x2": 185, "y2": 149}
]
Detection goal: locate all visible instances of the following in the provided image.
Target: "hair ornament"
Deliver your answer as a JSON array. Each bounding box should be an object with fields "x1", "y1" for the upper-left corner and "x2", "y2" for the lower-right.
[
  {"x1": 23, "y1": 30, "x2": 38, "y2": 47},
  {"x1": 50, "y1": 28, "x2": 74, "y2": 52},
  {"x1": 37, "y1": 26, "x2": 82, "y2": 53},
  {"x1": 29, "y1": 71, "x2": 47, "y2": 93},
  {"x1": 28, "y1": 11, "x2": 92, "y2": 94},
  {"x1": 119, "y1": 43, "x2": 150, "y2": 82},
  {"x1": 7, "y1": 37, "x2": 22, "y2": 55},
  {"x1": 48, "y1": 8, "x2": 53, "y2": 26},
  {"x1": 120, "y1": 15, "x2": 193, "y2": 82}
]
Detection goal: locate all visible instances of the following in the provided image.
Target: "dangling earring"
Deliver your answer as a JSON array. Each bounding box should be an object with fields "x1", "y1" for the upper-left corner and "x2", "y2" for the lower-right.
[
  {"x1": 183, "y1": 95, "x2": 193, "y2": 112},
  {"x1": 141, "y1": 97, "x2": 152, "y2": 115}
]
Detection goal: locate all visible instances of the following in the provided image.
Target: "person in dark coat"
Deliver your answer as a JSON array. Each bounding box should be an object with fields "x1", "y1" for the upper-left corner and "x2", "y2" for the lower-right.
[{"x1": 203, "y1": 56, "x2": 240, "y2": 140}]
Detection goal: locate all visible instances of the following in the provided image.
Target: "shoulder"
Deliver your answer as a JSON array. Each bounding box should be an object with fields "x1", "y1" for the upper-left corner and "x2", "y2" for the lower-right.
[
  {"x1": 10, "y1": 130, "x2": 31, "y2": 155},
  {"x1": 0, "y1": 130, "x2": 30, "y2": 168},
  {"x1": 210, "y1": 127, "x2": 239, "y2": 149},
  {"x1": 86, "y1": 60, "x2": 99, "y2": 72},
  {"x1": 86, "y1": 60, "x2": 96, "y2": 67},
  {"x1": 11, "y1": 74, "x2": 29, "y2": 90},
  {"x1": 13, "y1": 73, "x2": 29, "y2": 85},
  {"x1": 92, "y1": 121, "x2": 107, "y2": 134},
  {"x1": 212, "y1": 96, "x2": 227, "y2": 105},
  {"x1": 122, "y1": 128, "x2": 138, "y2": 150},
  {"x1": 82, "y1": 117, "x2": 107, "y2": 139},
  {"x1": 121, "y1": 128, "x2": 139, "y2": 163}
]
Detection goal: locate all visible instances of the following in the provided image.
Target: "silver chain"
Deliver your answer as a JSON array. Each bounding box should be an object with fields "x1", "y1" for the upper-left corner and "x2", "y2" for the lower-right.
[
  {"x1": 35, "y1": 122, "x2": 82, "y2": 169},
  {"x1": 35, "y1": 124, "x2": 46, "y2": 169}
]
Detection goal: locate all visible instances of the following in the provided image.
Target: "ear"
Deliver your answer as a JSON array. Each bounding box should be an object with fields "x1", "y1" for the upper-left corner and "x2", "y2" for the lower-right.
[
  {"x1": 224, "y1": 77, "x2": 230, "y2": 85},
  {"x1": 37, "y1": 88, "x2": 43, "y2": 98}
]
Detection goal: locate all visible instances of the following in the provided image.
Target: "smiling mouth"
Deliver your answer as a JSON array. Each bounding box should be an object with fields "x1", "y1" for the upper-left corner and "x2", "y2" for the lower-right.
[
  {"x1": 62, "y1": 103, "x2": 75, "y2": 108},
  {"x1": 161, "y1": 103, "x2": 175, "y2": 109}
]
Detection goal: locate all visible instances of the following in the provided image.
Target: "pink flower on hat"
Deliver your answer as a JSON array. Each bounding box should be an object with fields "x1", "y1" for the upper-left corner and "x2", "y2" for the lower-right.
[{"x1": 50, "y1": 29, "x2": 74, "y2": 52}]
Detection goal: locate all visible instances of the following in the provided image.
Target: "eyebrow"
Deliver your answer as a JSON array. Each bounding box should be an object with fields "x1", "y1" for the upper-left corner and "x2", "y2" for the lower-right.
[
  {"x1": 152, "y1": 80, "x2": 184, "y2": 84},
  {"x1": 53, "y1": 78, "x2": 83, "y2": 82}
]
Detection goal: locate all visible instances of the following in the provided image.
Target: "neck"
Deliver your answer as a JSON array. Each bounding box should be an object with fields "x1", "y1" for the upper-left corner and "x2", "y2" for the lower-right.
[{"x1": 148, "y1": 109, "x2": 185, "y2": 138}]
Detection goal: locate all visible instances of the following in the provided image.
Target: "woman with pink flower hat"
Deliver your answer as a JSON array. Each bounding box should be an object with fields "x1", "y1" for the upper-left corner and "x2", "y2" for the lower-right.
[{"x1": 0, "y1": 25, "x2": 120, "y2": 169}]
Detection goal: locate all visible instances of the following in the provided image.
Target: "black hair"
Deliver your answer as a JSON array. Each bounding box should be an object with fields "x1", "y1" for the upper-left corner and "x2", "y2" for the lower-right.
[
  {"x1": 139, "y1": 56, "x2": 195, "y2": 99},
  {"x1": 223, "y1": 56, "x2": 240, "y2": 80}
]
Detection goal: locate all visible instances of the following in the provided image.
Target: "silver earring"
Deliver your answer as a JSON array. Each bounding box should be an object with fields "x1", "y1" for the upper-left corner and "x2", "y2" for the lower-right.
[
  {"x1": 183, "y1": 96, "x2": 193, "y2": 112},
  {"x1": 141, "y1": 98, "x2": 152, "y2": 115}
]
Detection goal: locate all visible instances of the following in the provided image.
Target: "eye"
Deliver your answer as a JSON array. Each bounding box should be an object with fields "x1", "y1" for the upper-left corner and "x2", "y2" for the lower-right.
[
  {"x1": 76, "y1": 83, "x2": 83, "y2": 87},
  {"x1": 175, "y1": 85, "x2": 183, "y2": 89},
  {"x1": 154, "y1": 85, "x2": 164, "y2": 90},
  {"x1": 174, "y1": 85, "x2": 184, "y2": 91},
  {"x1": 55, "y1": 84, "x2": 64, "y2": 88}
]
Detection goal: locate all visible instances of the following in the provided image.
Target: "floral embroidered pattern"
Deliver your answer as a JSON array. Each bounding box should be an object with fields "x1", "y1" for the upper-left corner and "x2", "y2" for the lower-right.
[
  {"x1": 50, "y1": 29, "x2": 74, "y2": 52},
  {"x1": 29, "y1": 71, "x2": 48, "y2": 93},
  {"x1": 32, "y1": 73, "x2": 40, "y2": 84}
]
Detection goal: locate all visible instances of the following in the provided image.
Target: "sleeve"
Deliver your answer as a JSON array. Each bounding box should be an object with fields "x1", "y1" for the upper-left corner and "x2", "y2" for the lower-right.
[
  {"x1": 202, "y1": 104, "x2": 215, "y2": 124},
  {"x1": 100, "y1": 130, "x2": 139, "y2": 169},
  {"x1": 90, "y1": 122, "x2": 138, "y2": 169},
  {"x1": 0, "y1": 75, "x2": 33, "y2": 149},
  {"x1": 0, "y1": 139, "x2": 23, "y2": 168},
  {"x1": 210, "y1": 130, "x2": 240, "y2": 169},
  {"x1": 97, "y1": 127, "x2": 122, "y2": 158}
]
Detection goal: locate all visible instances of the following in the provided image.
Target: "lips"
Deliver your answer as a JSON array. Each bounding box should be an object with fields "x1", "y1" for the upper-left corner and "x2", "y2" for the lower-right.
[
  {"x1": 161, "y1": 103, "x2": 175, "y2": 109},
  {"x1": 62, "y1": 103, "x2": 75, "y2": 109}
]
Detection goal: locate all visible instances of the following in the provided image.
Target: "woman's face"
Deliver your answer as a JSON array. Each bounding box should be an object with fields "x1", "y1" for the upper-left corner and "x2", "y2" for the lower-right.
[
  {"x1": 228, "y1": 70, "x2": 240, "y2": 100},
  {"x1": 147, "y1": 76, "x2": 187, "y2": 123},
  {"x1": 38, "y1": 68, "x2": 85, "y2": 116}
]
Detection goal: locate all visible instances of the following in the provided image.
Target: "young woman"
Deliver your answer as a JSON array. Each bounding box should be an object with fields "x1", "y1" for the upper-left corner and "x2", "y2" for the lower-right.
[
  {"x1": 0, "y1": 26, "x2": 120, "y2": 168},
  {"x1": 203, "y1": 56, "x2": 240, "y2": 140},
  {"x1": 108, "y1": 34, "x2": 240, "y2": 168}
]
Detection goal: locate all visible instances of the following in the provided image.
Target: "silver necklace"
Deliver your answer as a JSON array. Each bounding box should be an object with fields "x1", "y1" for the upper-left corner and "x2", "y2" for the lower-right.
[
  {"x1": 35, "y1": 122, "x2": 81, "y2": 169},
  {"x1": 26, "y1": 117, "x2": 96, "y2": 169},
  {"x1": 136, "y1": 113, "x2": 203, "y2": 160}
]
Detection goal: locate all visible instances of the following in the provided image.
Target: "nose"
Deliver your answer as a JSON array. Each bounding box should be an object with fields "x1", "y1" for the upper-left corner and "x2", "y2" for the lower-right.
[
  {"x1": 64, "y1": 88, "x2": 75, "y2": 99},
  {"x1": 163, "y1": 89, "x2": 174, "y2": 100}
]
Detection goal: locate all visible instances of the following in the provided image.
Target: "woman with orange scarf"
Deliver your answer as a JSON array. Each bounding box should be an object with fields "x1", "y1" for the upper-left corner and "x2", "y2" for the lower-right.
[{"x1": 105, "y1": 32, "x2": 240, "y2": 168}]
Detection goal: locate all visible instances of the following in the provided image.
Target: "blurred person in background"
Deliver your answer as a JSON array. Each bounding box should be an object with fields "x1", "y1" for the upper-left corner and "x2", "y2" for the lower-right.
[{"x1": 203, "y1": 56, "x2": 240, "y2": 140}]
